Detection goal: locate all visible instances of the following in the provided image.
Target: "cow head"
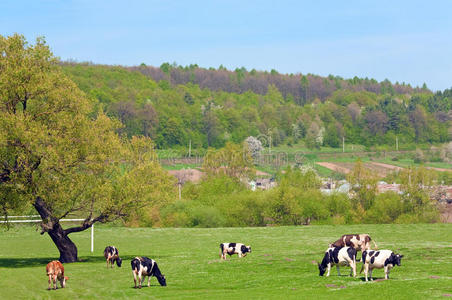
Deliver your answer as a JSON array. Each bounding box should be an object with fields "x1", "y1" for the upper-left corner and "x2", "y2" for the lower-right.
[
  {"x1": 156, "y1": 274, "x2": 167, "y2": 286},
  {"x1": 241, "y1": 245, "x2": 251, "y2": 254},
  {"x1": 318, "y1": 262, "x2": 327, "y2": 276},
  {"x1": 394, "y1": 254, "x2": 404, "y2": 266},
  {"x1": 318, "y1": 251, "x2": 330, "y2": 276},
  {"x1": 116, "y1": 257, "x2": 122, "y2": 267},
  {"x1": 60, "y1": 276, "x2": 68, "y2": 288}
]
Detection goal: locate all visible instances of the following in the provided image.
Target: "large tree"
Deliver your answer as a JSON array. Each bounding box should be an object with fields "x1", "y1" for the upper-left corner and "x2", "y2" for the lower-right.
[{"x1": 0, "y1": 34, "x2": 174, "y2": 262}]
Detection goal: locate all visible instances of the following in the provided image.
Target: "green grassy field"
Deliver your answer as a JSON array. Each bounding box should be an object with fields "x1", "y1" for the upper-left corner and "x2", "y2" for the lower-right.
[{"x1": 0, "y1": 224, "x2": 451, "y2": 299}]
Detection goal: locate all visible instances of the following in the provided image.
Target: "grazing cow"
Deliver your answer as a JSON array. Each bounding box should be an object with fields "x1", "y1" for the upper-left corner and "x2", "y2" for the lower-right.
[
  {"x1": 318, "y1": 246, "x2": 357, "y2": 277},
  {"x1": 46, "y1": 260, "x2": 68, "y2": 290},
  {"x1": 330, "y1": 234, "x2": 377, "y2": 251},
  {"x1": 104, "y1": 246, "x2": 122, "y2": 268},
  {"x1": 131, "y1": 257, "x2": 166, "y2": 288},
  {"x1": 219, "y1": 243, "x2": 251, "y2": 260},
  {"x1": 361, "y1": 250, "x2": 403, "y2": 281}
]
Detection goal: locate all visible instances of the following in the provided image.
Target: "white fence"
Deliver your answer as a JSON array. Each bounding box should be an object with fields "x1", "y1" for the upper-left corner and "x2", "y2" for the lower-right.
[{"x1": 0, "y1": 215, "x2": 94, "y2": 253}]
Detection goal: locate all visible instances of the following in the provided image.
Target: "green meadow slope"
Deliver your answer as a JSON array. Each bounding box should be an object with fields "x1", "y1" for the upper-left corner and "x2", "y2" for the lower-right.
[{"x1": 0, "y1": 224, "x2": 451, "y2": 299}]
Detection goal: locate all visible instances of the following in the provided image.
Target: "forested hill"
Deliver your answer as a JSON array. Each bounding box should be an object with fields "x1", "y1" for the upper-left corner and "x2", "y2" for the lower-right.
[
  {"x1": 130, "y1": 63, "x2": 427, "y2": 104},
  {"x1": 61, "y1": 62, "x2": 452, "y2": 149}
]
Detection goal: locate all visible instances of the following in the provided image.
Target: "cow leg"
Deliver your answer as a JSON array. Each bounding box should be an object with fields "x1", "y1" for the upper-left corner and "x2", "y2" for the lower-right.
[
  {"x1": 326, "y1": 264, "x2": 331, "y2": 277},
  {"x1": 53, "y1": 275, "x2": 58, "y2": 289},
  {"x1": 138, "y1": 274, "x2": 142, "y2": 289},
  {"x1": 48, "y1": 275, "x2": 52, "y2": 290},
  {"x1": 384, "y1": 266, "x2": 390, "y2": 280},
  {"x1": 369, "y1": 268, "x2": 373, "y2": 281},
  {"x1": 133, "y1": 271, "x2": 138, "y2": 288},
  {"x1": 140, "y1": 275, "x2": 146, "y2": 288},
  {"x1": 351, "y1": 261, "x2": 356, "y2": 278},
  {"x1": 238, "y1": 252, "x2": 242, "y2": 258},
  {"x1": 364, "y1": 264, "x2": 369, "y2": 282},
  {"x1": 148, "y1": 276, "x2": 151, "y2": 287}
]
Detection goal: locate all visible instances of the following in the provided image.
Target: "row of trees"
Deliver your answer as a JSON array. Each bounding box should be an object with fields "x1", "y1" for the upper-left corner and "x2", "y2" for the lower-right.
[
  {"x1": 158, "y1": 165, "x2": 438, "y2": 228},
  {"x1": 131, "y1": 62, "x2": 425, "y2": 104},
  {"x1": 61, "y1": 63, "x2": 452, "y2": 150}
]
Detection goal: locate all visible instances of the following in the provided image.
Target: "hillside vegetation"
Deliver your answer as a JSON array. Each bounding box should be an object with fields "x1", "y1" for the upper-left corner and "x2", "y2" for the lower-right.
[{"x1": 62, "y1": 62, "x2": 452, "y2": 150}]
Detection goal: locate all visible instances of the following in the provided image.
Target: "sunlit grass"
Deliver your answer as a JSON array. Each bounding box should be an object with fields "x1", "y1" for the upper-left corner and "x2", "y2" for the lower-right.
[{"x1": 0, "y1": 224, "x2": 450, "y2": 299}]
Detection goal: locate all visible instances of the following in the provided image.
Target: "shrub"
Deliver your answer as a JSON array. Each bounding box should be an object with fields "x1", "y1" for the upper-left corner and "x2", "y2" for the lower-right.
[{"x1": 366, "y1": 192, "x2": 404, "y2": 223}]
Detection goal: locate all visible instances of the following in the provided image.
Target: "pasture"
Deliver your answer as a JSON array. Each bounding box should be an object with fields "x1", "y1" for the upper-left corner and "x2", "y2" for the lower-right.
[{"x1": 0, "y1": 224, "x2": 451, "y2": 299}]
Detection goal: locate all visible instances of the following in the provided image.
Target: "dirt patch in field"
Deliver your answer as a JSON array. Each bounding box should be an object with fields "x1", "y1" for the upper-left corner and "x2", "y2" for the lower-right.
[
  {"x1": 317, "y1": 162, "x2": 351, "y2": 174},
  {"x1": 168, "y1": 168, "x2": 271, "y2": 183},
  {"x1": 317, "y1": 161, "x2": 401, "y2": 177},
  {"x1": 167, "y1": 169, "x2": 204, "y2": 183},
  {"x1": 256, "y1": 170, "x2": 271, "y2": 176}
]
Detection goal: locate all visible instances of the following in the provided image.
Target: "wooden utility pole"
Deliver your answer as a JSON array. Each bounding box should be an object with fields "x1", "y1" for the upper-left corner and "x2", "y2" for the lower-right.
[
  {"x1": 268, "y1": 129, "x2": 272, "y2": 153},
  {"x1": 342, "y1": 136, "x2": 345, "y2": 153},
  {"x1": 178, "y1": 180, "x2": 182, "y2": 200},
  {"x1": 189, "y1": 139, "x2": 191, "y2": 157}
]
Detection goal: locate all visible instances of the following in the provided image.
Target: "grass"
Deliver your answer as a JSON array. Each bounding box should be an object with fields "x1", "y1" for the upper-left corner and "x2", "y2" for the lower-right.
[{"x1": 1, "y1": 224, "x2": 451, "y2": 299}]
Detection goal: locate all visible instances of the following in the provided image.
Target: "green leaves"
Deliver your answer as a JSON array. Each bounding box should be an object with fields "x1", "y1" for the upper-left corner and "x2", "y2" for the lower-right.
[{"x1": 0, "y1": 34, "x2": 173, "y2": 228}]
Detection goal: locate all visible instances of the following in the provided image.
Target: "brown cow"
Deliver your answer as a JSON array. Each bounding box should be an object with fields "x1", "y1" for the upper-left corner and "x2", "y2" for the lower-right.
[
  {"x1": 330, "y1": 234, "x2": 377, "y2": 251},
  {"x1": 46, "y1": 260, "x2": 68, "y2": 290}
]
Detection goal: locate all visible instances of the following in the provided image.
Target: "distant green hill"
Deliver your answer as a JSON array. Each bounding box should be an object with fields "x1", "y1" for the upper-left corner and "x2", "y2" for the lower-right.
[{"x1": 62, "y1": 62, "x2": 452, "y2": 149}]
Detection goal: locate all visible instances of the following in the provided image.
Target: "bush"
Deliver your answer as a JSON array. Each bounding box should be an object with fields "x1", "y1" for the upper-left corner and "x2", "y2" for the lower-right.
[
  {"x1": 366, "y1": 192, "x2": 404, "y2": 223},
  {"x1": 188, "y1": 206, "x2": 226, "y2": 227}
]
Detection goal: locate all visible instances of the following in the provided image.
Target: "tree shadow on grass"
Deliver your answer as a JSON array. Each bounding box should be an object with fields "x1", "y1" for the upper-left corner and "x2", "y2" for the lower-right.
[
  {"x1": 0, "y1": 255, "x2": 168, "y2": 268},
  {"x1": 0, "y1": 257, "x2": 58, "y2": 268}
]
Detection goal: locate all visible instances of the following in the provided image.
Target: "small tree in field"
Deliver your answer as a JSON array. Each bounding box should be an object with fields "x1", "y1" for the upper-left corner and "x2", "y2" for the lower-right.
[{"x1": 0, "y1": 34, "x2": 174, "y2": 262}]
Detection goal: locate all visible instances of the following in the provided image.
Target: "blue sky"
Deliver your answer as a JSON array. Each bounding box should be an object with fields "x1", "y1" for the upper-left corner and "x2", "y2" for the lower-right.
[{"x1": 1, "y1": 0, "x2": 451, "y2": 91}]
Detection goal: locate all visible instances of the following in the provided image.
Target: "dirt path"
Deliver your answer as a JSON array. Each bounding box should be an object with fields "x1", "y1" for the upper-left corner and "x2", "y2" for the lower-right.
[
  {"x1": 316, "y1": 162, "x2": 351, "y2": 174},
  {"x1": 371, "y1": 161, "x2": 452, "y2": 172}
]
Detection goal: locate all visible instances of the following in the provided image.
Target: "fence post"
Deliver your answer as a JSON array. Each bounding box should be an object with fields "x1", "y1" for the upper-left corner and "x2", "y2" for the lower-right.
[{"x1": 91, "y1": 224, "x2": 94, "y2": 253}]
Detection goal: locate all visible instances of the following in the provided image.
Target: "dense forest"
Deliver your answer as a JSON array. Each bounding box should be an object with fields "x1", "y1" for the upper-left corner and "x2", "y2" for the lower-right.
[{"x1": 62, "y1": 62, "x2": 452, "y2": 150}]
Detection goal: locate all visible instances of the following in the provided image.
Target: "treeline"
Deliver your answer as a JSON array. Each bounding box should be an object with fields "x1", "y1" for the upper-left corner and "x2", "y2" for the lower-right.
[
  {"x1": 130, "y1": 63, "x2": 426, "y2": 103},
  {"x1": 139, "y1": 164, "x2": 439, "y2": 228},
  {"x1": 61, "y1": 62, "x2": 452, "y2": 149}
]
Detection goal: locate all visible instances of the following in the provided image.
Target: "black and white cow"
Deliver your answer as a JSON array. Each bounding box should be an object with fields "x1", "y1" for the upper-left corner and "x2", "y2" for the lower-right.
[
  {"x1": 103, "y1": 246, "x2": 122, "y2": 268},
  {"x1": 318, "y1": 246, "x2": 357, "y2": 277},
  {"x1": 361, "y1": 250, "x2": 403, "y2": 281},
  {"x1": 219, "y1": 243, "x2": 251, "y2": 260},
  {"x1": 131, "y1": 257, "x2": 166, "y2": 288}
]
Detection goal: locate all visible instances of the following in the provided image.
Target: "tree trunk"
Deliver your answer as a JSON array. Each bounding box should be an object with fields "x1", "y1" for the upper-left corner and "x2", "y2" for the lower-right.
[
  {"x1": 47, "y1": 223, "x2": 79, "y2": 263},
  {"x1": 33, "y1": 197, "x2": 79, "y2": 263}
]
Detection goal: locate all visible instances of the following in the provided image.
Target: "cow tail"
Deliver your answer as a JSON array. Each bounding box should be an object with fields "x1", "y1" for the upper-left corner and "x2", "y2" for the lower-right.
[
  {"x1": 219, "y1": 244, "x2": 224, "y2": 258},
  {"x1": 372, "y1": 239, "x2": 378, "y2": 250}
]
